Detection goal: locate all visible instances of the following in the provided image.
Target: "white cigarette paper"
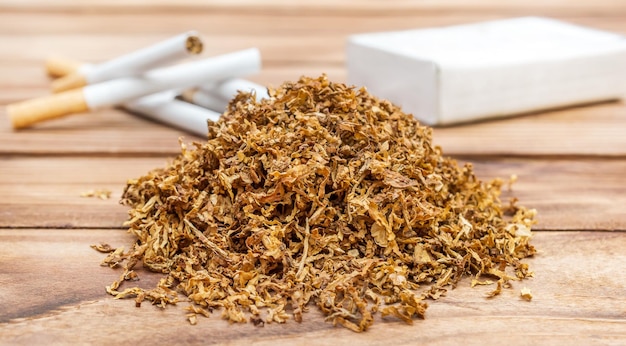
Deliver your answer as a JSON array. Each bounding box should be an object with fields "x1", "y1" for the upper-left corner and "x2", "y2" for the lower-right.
[
  {"x1": 44, "y1": 57, "x2": 219, "y2": 135},
  {"x1": 51, "y1": 31, "x2": 203, "y2": 92},
  {"x1": 182, "y1": 88, "x2": 230, "y2": 111},
  {"x1": 86, "y1": 48, "x2": 260, "y2": 108},
  {"x1": 124, "y1": 91, "x2": 219, "y2": 137},
  {"x1": 200, "y1": 78, "x2": 269, "y2": 100},
  {"x1": 183, "y1": 78, "x2": 269, "y2": 111},
  {"x1": 8, "y1": 48, "x2": 261, "y2": 129}
]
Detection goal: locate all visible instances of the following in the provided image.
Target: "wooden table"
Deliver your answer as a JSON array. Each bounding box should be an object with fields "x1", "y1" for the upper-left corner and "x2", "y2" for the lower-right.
[{"x1": 1, "y1": 1, "x2": 625, "y2": 344}]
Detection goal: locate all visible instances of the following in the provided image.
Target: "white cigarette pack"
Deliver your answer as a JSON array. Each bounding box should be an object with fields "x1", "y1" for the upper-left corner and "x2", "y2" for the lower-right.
[{"x1": 346, "y1": 17, "x2": 626, "y2": 125}]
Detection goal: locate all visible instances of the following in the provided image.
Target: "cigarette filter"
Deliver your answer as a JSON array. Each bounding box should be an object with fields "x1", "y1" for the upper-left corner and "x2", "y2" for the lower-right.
[
  {"x1": 45, "y1": 57, "x2": 92, "y2": 78},
  {"x1": 8, "y1": 89, "x2": 88, "y2": 130},
  {"x1": 8, "y1": 48, "x2": 261, "y2": 129},
  {"x1": 124, "y1": 91, "x2": 219, "y2": 137},
  {"x1": 51, "y1": 31, "x2": 203, "y2": 92}
]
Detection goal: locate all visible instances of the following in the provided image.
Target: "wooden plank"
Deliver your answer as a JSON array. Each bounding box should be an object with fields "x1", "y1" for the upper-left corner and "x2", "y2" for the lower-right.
[
  {"x1": 472, "y1": 159, "x2": 626, "y2": 230},
  {"x1": 1, "y1": 13, "x2": 625, "y2": 42},
  {"x1": 0, "y1": 157, "x2": 163, "y2": 228},
  {"x1": 433, "y1": 101, "x2": 626, "y2": 157},
  {"x1": 0, "y1": 229, "x2": 146, "y2": 322},
  {"x1": 0, "y1": 1, "x2": 623, "y2": 344},
  {"x1": 0, "y1": 107, "x2": 205, "y2": 156},
  {"x1": 3, "y1": 0, "x2": 626, "y2": 17},
  {"x1": 1, "y1": 14, "x2": 625, "y2": 157},
  {"x1": 0, "y1": 13, "x2": 504, "y2": 36},
  {"x1": 3, "y1": 13, "x2": 626, "y2": 70},
  {"x1": 1, "y1": 157, "x2": 625, "y2": 230},
  {"x1": 0, "y1": 229, "x2": 624, "y2": 344},
  {"x1": 1, "y1": 80, "x2": 626, "y2": 157},
  {"x1": 0, "y1": 34, "x2": 346, "y2": 68}
]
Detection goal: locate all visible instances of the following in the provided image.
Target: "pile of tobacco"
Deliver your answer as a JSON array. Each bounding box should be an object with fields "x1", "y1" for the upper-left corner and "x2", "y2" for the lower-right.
[{"x1": 100, "y1": 75, "x2": 536, "y2": 331}]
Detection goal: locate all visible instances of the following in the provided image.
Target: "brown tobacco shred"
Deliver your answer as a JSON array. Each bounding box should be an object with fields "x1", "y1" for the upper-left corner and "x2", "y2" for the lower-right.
[
  {"x1": 105, "y1": 75, "x2": 537, "y2": 331},
  {"x1": 90, "y1": 243, "x2": 115, "y2": 253},
  {"x1": 520, "y1": 287, "x2": 533, "y2": 301},
  {"x1": 81, "y1": 189, "x2": 112, "y2": 200}
]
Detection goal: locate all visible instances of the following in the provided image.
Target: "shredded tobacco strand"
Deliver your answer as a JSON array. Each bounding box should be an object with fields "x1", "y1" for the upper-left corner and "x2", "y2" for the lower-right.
[
  {"x1": 81, "y1": 189, "x2": 112, "y2": 200},
  {"x1": 520, "y1": 287, "x2": 533, "y2": 301},
  {"x1": 104, "y1": 75, "x2": 537, "y2": 331}
]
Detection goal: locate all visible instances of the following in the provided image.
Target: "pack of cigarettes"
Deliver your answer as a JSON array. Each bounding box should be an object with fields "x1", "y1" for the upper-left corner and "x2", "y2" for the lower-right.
[{"x1": 347, "y1": 17, "x2": 626, "y2": 125}]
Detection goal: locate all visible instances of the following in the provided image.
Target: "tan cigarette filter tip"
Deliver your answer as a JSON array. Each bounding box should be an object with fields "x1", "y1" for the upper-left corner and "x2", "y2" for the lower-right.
[
  {"x1": 7, "y1": 89, "x2": 89, "y2": 129},
  {"x1": 180, "y1": 88, "x2": 199, "y2": 103},
  {"x1": 51, "y1": 72, "x2": 88, "y2": 93},
  {"x1": 186, "y1": 35, "x2": 203, "y2": 54},
  {"x1": 45, "y1": 56, "x2": 83, "y2": 78}
]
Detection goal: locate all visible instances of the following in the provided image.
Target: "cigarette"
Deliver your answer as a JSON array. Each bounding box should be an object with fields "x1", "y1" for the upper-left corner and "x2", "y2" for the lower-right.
[
  {"x1": 43, "y1": 56, "x2": 222, "y2": 136},
  {"x1": 182, "y1": 78, "x2": 269, "y2": 111},
  {"x1": 181, "y1": 88, "x2": 230, "y2": 112},
  {"x1": 124, "y1": 91, "x2": 219, "y2": 137},
  {"x1": 7, "y1": 48, "x2": 261, "y2": 129},
  {"x1": 50, "y1": 31, "x2": 203, "y2": 92},
  {"x1": 45, "y1": 56, "x2": 92, "y2": 78}
]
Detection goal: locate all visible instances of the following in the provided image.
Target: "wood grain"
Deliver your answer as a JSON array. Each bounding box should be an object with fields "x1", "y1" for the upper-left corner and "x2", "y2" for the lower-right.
[
  {"x1": 1, "y1": 0, "x2": 626, "y2": 344},
  {"x1": 4, "y1": 0, "x2": 626, "y2": 17},
  {"x1": 1, "y1": 9, "x2": 626, "y2": 158},
  {"x1": 1, "y1": 230, "x2": 624, "y2": 344},
  {"x1": 1, "y1": 156, "x2": 625, "y2": 230},
  {"x1": 2, "y1": 101, "x2": 626, "y2": 157}
]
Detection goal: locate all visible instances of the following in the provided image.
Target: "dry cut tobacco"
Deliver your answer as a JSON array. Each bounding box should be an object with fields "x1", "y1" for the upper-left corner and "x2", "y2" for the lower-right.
[
  {"x1": 104, "y1": 75, "x2": 536, "y2": 331},
  {"x1": 520, "y1": 287, "x2": 533, "y2": 301},
  {"x1": 81, "y1": 188, "x2": 112, "y2": 200}
]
